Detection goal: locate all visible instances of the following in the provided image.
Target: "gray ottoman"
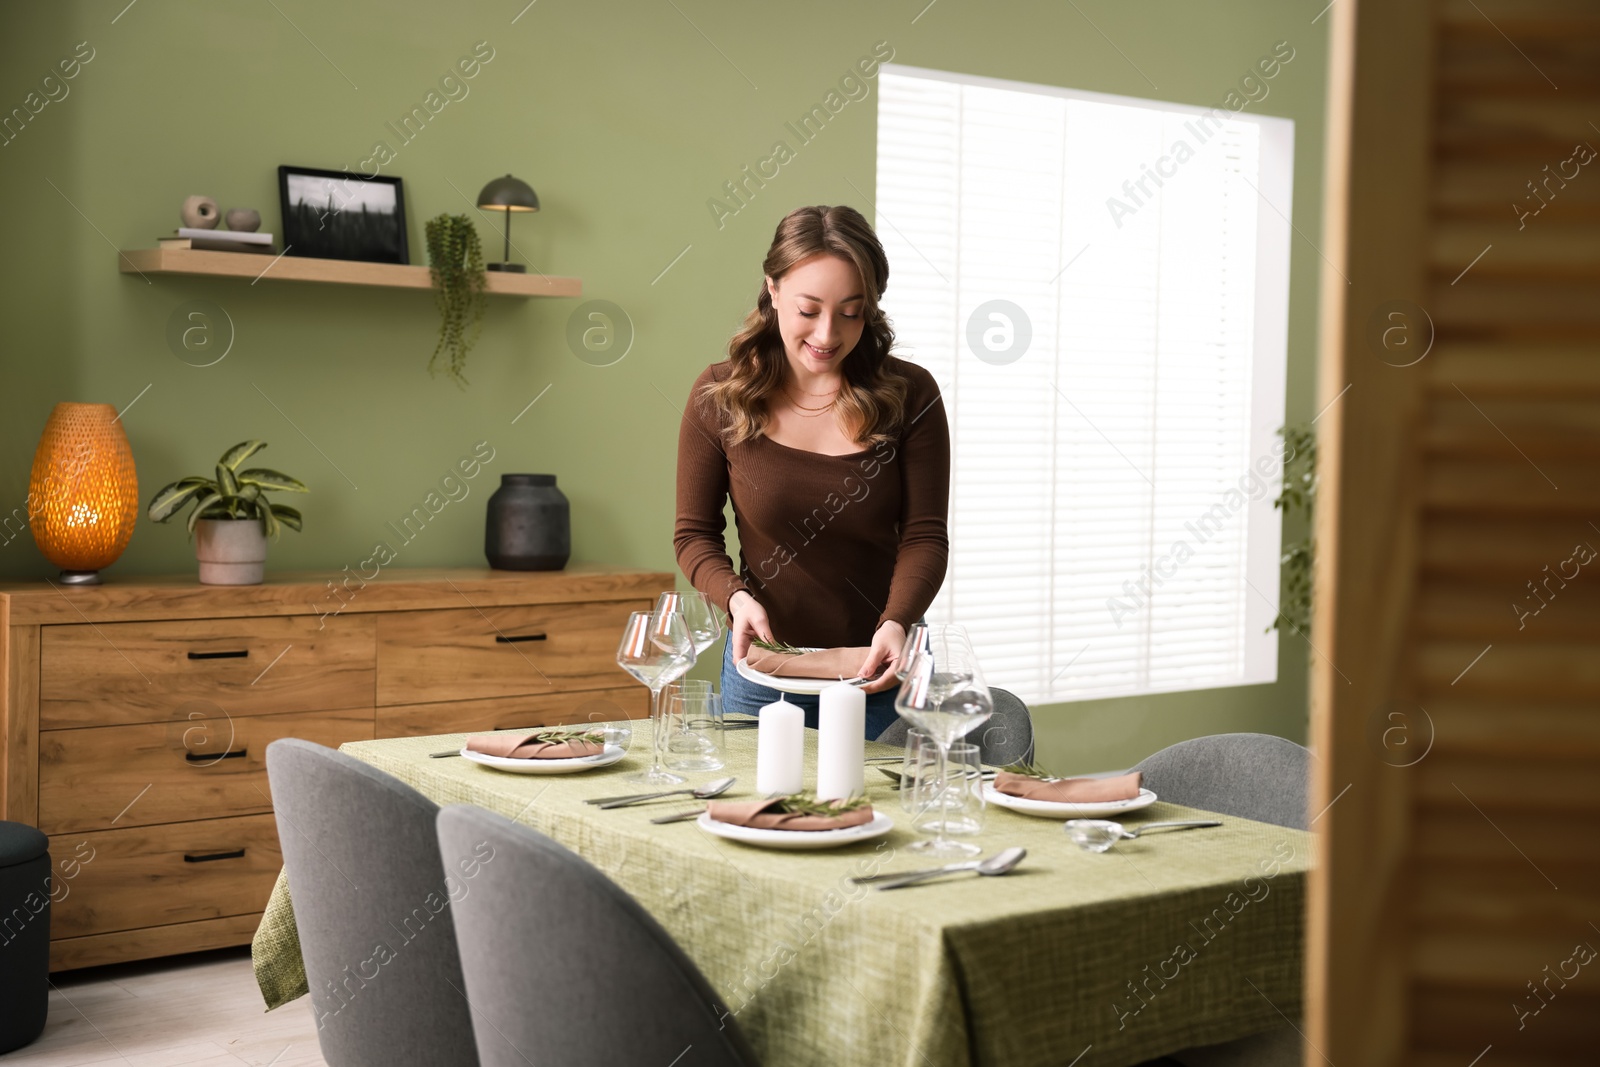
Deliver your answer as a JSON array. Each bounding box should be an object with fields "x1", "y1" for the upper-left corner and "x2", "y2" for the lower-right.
[{"x1": 0, "y1": 821, "x2": 50, "y2": 1053}]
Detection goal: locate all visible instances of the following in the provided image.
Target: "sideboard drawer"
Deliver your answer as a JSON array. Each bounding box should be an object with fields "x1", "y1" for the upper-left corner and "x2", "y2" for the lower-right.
[
  {"x1": 376, "y1": 600, "x2": 642, "y2": 705},
  {"x1": 38, "y1": 709, "x2": 375, "y2": 835},
  {"x1": 49, "y1": 815, "x2": 283, "y2": 940},
  {"x1": 40, "y1": 614, "x2": 376, "y2": 728}
]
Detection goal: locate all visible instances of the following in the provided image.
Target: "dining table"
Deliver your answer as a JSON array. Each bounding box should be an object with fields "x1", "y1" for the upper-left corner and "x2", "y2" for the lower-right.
[{"x1": 251, "y1": 721, "x2": 1311, "y2": 1067}]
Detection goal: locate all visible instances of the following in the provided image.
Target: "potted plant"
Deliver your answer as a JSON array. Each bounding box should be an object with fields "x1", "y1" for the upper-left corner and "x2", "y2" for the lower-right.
[{"x1": 147, "y1": 440, "x2": 307, "y2": 585}]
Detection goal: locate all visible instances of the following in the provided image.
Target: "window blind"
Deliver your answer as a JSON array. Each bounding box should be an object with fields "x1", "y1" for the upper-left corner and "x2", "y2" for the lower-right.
[{"x1": 875, "y1": 65, "x2": 1292, "y2": 705}]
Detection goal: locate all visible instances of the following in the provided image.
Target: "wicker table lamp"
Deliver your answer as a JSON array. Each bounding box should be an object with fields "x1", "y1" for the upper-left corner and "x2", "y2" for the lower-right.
[{"x1": 28, "y1": 402, "x2": 139, "y2": 585}]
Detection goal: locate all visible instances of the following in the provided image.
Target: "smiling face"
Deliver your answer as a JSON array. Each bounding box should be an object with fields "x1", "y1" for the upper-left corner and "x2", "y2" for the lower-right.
[{"x1": 766, "y1": 253, "x2": 867, "y2": 378}]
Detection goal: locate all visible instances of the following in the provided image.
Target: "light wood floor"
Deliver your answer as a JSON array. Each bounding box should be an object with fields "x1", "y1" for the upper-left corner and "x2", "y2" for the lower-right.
[{"x1": 13, "y1": 948, "x2": 326, "y2": 1067}]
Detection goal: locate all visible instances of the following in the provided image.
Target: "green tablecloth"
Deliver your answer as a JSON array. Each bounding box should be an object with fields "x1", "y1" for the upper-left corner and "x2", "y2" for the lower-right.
[{"x1": 253, "y1": 723, "x2": 1309, "y2": 1066}]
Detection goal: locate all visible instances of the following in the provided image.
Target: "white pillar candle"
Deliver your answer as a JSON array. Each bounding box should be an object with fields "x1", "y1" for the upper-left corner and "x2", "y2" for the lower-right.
[
  {"x1": 756, "y1": 697, "x2": 804, "y2": 795},
  {"x1": 816, "y1": 681, "x2": 866, "y2": 800}
]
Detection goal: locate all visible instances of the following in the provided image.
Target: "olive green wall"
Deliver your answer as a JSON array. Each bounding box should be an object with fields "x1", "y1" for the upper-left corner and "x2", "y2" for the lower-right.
[{"x1": 0, "y1": 1, "x2": 1325, "y2": 772}]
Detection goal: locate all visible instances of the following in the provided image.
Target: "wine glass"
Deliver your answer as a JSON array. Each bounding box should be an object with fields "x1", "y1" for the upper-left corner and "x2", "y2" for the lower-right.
[
  {"x1": 896, "y1": 622, "x2": 930, "y2": 680},
  {"x1": 655, "y1": 590, "x2": 723, "y2": 657},
  {"x1": 616, "y1": 610, "x2": 696, "y2": 785},
  {"x1": 893, "y1": 625, "x2": 993, "y2": 855}
]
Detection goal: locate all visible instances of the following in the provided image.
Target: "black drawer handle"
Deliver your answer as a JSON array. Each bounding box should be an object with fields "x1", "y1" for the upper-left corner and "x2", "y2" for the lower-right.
[
  {"x1": 187, "y1": 650, "x2": 250, "y2": 660},
  {"x1": 183, "y1": 848, "x2": 246, "y2": 863},
  {"x1": 185, "y1": 748, "x2": 248, "y2": 762},
  {"x1": 495, "y1": 633, "x2": 547, "y2": 644}
]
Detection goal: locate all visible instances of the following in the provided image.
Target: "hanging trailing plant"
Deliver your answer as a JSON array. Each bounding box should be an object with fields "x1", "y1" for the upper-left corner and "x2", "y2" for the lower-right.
[{"x1": 425, "y1": 213, "x2": 488, "y2": 386}]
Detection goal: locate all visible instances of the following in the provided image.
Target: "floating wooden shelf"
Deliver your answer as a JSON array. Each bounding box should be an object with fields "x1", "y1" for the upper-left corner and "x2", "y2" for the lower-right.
[{"x1": 117, "y1": 248, "x2": 582, "y2": 298}]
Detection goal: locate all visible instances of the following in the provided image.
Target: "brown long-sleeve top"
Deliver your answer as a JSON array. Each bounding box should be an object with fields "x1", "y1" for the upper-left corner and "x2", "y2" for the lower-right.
[{"x1": 674, "y1": 357, "x2": 950, "y2": 650}]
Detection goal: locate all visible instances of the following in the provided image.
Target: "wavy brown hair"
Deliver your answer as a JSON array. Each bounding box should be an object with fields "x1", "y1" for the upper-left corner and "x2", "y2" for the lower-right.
[{"x1": 703, "y1": 205, "x2": 908, "y2": 447}]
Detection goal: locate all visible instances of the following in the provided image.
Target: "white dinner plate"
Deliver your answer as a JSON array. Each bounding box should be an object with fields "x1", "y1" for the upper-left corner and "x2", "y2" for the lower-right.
[
  {"x1": 695, "y1": 810, "x2": 895, "y2": 850},
  {"x1": 734, "y1": 649, "x2": 843, "y2": 695},
  {"x1": 460, "y1": 744, "x2": 627, "y2": 775},
  {"x1": 983, "y1": 783, "x2": 1159, "y2": 819}
]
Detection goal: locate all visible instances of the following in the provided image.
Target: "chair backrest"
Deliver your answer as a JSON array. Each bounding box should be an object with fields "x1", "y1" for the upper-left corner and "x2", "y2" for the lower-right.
[
  {"x1": 874, "y1": 686, "x2": 1035, "y2": 766},
  {"x1": 436, "y1": 804, "x2": 760, "y2": 1067},
  {"x1": 266, "y1": 739, "x2": 478, "y2": 1067},
  {"x1": 1131, "y1": 732, "x2": 1311, "y2": 830}
]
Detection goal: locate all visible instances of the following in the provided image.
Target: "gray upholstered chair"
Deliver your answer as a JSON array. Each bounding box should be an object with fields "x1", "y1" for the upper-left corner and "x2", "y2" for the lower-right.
[
  {"x1": 436, "y1": 804, "x2": 760, "y2": 1067},
  {"x1": 1132, "y1": 732, "x2": 1310, "y2": 1067},
  {"x1": 1165, "y1": 1027, "x2": 1303, "y2": 1067},
  {"x1": 874, "y1": 685, "x2": 1035, "y2": 765},
  {"x1": 1130, "y1": 732, "x2": 1310, "y2": 830},
  {"x1": 266, "y1": 739, "x2": 478, "y2": 1067}
]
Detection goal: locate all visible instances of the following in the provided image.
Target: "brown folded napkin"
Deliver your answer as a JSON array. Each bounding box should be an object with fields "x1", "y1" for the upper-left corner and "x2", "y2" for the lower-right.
[
  {"x1": 465, "y1": 731, "x2": 605, "y2": 760},
  {"x1": 993, "y1": 770, "x2": 1143, "y2": 804},
  {"x1": 744, "y1": 645, "x2": 873, "y2": 679},
  {"x1": 706, "y1": 796, "x2": 876, "y2": 832}
]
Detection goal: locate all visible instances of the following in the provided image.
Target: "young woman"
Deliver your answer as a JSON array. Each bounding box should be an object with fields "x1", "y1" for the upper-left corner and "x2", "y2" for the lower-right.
[{"x1": 674, "y1": 205, "x2": 950, "y2": 738}]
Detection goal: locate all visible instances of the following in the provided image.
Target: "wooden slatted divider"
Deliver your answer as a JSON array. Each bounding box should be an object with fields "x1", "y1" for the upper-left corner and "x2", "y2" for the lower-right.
[{"x1": 1311, "y1": 0, "x2": 1600, "y2": 1063}]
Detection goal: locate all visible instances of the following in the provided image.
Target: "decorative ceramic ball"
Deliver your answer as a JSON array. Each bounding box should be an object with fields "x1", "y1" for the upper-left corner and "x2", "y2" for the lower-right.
[
  {"x1": 181, "y1": 195, "x2": 220, "y2": 229},
  {"x1": 225, "y1": 207, "x2": 261, "y2": 232}
]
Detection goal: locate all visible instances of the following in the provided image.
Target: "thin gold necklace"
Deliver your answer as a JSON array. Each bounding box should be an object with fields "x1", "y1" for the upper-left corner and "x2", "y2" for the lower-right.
[{"x1": 784, "y1": 387, "x2": 837, "y2": 413}]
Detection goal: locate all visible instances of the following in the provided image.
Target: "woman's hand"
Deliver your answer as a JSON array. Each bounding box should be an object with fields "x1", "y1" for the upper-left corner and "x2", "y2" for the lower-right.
[
  {"x1": 856, "y1": 620, "x2": 906, "y2": 694},
  {"x1": 727, "y1": 590, "x2": 774, "y2": 664}
]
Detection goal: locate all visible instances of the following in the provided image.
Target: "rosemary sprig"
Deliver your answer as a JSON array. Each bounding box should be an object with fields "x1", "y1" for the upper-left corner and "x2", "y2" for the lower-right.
[
  {"x1": 776, "y1": 792, "x2": 872, "y2": 816},
  {"x1": 751, "y1": 637, "x2": 811, "y2": 656},
  {"x1": 999, "y1": 760, "x2": 1056, "y2": 780},
  {"x1": 527, "y1": 727, "x2": 607, "y2": 745}
]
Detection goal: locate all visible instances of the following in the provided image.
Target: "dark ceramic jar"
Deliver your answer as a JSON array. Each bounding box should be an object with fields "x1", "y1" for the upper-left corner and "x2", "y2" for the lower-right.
[{"x1": 484, "y1": 474, "x2": 570, "y2": 570}]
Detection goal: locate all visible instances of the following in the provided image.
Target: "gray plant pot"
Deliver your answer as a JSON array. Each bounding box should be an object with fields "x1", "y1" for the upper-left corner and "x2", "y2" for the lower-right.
[{"x1": 194, "y1": 518, "x2": 268, "y2": 585}]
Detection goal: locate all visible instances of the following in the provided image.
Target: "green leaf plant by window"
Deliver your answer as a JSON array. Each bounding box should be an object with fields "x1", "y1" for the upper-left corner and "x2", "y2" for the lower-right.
[
  {"x1": 875, "y1": 63, "x2": 1294, "y2": 705},
  {"x1": 1269, "y1": 423, "x2": 1316, "y2": 639}
]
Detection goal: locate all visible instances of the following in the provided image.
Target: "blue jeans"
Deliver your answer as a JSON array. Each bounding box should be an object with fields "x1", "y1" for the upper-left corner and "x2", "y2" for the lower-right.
[{"x1": 719, "y1": 639, "x2": 900, "y2": 741}]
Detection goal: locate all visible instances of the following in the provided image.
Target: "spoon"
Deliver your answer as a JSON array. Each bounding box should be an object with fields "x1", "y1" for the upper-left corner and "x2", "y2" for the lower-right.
[
  {"x1": 862, "y1": 847, "x2": 1027, "y2": 890},
  {"x1": 589, "y1": 776, "x2": 737, "y2": 810}
]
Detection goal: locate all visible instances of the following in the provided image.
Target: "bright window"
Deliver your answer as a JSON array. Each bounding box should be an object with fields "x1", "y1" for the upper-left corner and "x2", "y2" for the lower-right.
[{"x1": 875, "y1": 64, "x2": 1293, "y2": 705}]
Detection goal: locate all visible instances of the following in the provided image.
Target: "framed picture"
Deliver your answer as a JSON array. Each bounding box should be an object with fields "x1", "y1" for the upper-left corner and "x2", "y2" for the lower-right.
[{"x1": 278, "y1": 165, "x2": 408, "y2": 264}]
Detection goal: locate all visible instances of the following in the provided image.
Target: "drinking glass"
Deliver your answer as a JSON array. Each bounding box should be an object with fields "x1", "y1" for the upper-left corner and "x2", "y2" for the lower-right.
[
  {"x1": 899, "y1": 727, "x2": 938, "y2": 816},
  {"x1": 665, "y1": 690, "x2": 724, "y2": 772},
  {"x1": 656, "y1": 590, "x2": 723, "y2": 658},
  {"x1": 910, "y1": 743, "x2": 984, "y2": 837},
  {"x1": 661, "y1": 679, "x2": 713, "y2": 770},
  {"x1": 616, "y1": 610, "x2": 696, "y2": 785},
  {"x1": 894, "y1": 624, "x2": 993, "y2": 855},
  {"x1": 663, "y1": 678, "x2": 712, "y2": 706}
]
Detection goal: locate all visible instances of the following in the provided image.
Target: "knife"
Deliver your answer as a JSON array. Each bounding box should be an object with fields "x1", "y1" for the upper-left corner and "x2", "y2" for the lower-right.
[{"x1": 649, "y1": 807, "x2": 707, "y2": 824}]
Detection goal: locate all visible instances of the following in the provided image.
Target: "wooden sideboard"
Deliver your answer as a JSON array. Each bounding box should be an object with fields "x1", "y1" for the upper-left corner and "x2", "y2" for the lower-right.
[{"x1": 0, "y1": 565, "x2": 670, "y2": 970}]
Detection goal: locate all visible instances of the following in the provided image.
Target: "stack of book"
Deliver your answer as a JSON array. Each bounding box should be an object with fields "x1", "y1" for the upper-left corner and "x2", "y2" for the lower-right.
[{"x1": 160, "y1": 228, "x2": 275, "y2": 254}]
